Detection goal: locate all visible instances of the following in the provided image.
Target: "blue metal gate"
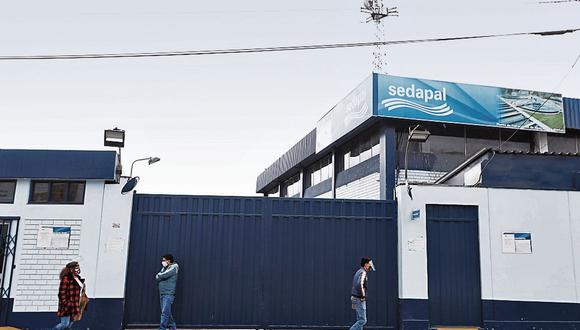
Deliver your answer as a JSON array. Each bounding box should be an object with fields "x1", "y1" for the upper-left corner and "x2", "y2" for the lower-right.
[
  {"x1": 124, "y1": 195, "x2": 397, "y2": 329},
  {"x1": 426, "y1": 204, "x2": 482, "y2": 327}
]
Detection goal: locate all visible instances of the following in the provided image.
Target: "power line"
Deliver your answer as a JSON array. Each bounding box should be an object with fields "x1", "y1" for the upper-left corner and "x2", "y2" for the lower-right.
[
  {"x1": 0, "y1": 28, "x2": 578, "y2": 61},
  {"x1": 499, "y1": 47, "x2": 580, "y2": 150}
]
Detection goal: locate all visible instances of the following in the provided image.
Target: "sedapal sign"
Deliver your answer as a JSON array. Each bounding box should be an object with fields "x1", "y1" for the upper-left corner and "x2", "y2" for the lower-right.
[{"x1": 375, "y1": 74, "x2": 565, "y2": 133}]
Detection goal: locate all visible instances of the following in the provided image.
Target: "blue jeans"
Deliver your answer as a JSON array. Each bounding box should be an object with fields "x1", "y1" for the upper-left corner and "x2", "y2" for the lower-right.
[
  {"x1": 53, "y1": 316, "x2": 74, "y2": 329},
  {"x1": 349, "y1": 297, "x2": 367, "y2": 330},
  {"x1": 159, "y1": 294, "x2": 177, "y2": 330}
]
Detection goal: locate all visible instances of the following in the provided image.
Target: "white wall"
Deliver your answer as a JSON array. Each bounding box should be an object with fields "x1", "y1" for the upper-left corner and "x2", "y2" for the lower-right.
[
  {"x1": 0, "y1": 178, "x2": 133, "y2": 312},
  {"x1": 396, "y1": 185, "x2": 580, "y2": 303},
  {"x1": 313, "y1": 190, "x2": 333, "y2": 199},
  {"x1": 336, "y1": 172, "x2": 380, "y2": 200}
]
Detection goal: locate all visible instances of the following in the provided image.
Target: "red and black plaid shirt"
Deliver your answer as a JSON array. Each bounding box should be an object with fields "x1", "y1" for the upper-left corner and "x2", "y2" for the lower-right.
[{"x1": 57, "y1": 273, "x2": 84, "y2": 317}]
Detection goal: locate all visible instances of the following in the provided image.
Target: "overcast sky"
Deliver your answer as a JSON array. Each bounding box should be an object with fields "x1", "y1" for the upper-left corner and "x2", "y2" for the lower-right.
[{"x1": 1, "y1": 0, "x2": 579, "y2": 196}]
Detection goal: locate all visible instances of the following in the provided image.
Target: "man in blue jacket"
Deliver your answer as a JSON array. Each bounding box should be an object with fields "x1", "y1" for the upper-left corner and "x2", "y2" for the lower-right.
[
  {"x1": 156, "y1": 254, "x2": 179, "y2": 330},
  {"x1": 349, "y1": 257, "x2": 375, "y2": 330}
]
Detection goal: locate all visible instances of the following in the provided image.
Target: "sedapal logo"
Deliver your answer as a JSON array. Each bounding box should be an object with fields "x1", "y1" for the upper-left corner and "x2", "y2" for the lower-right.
[
  {"x1": 344, "y1": 89, "x2": 369, "y2": 125},
  {"x1": 382, "y1": 84, "x2": 453, "y2": 117}
]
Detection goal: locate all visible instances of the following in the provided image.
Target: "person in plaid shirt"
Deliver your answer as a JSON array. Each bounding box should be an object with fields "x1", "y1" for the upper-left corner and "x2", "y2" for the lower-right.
[{"x1": 53, "y1": 261, "x2": 85, "y2": 329}]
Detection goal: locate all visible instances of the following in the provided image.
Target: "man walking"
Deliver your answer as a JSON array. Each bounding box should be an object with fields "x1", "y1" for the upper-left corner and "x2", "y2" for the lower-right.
[
  {"x1": 349, "y1": 257, "x2": 375, "y2": 330},
  {"x1": 156, "y1": 254, "x2": 179, "y2": 330}
]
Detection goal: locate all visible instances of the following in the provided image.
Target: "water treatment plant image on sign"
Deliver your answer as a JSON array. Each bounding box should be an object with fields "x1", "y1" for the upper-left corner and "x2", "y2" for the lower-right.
[{"x1": 375, "y1": 74, "x2": 565, "y2": 133}]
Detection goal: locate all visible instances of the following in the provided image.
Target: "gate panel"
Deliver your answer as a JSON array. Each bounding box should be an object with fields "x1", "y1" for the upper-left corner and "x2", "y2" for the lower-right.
[
  {"x1": 124, "y1": 195, "x2": 397, "y2": 329},
  {"x1": 426, "y1": 204, "x2": 482, "y2": 327}
]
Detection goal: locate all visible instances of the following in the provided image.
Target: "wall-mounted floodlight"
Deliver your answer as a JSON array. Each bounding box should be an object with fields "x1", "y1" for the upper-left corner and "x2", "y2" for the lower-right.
[
  {"x1": 104, "y1": 128, "x2": 125, "y2": 148},
  {"x1": 404, "y1": 125, "x2": 431, "y2": 199}
]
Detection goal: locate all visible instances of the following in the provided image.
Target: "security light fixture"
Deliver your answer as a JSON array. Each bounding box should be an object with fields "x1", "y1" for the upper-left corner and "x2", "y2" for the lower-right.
[
  {"x1": 104, "y1": 128, "x2": 125, "y2": 148},
  {"x1": 408, "y1": 127, "x2": 431, "y2": 143}
]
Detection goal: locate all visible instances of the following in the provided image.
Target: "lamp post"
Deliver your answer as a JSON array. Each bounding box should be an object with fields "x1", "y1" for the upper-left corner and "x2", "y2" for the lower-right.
[
  {"x1": 130, "y1": 157, "x2": 161, "y2": 178},
  {"x1": 404, "y1": 125, "x2": 431, "y2": 198}
]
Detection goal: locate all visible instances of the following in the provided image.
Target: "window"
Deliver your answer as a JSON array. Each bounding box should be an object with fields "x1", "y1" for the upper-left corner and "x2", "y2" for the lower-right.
[
  {"x1": 0, "y1": 181, "x2": 16, "y2": 204},
  {"x1": 281, "y1": 175, "x2": 301, "y2": 198},
  {"x1": 0, "y1": 222, "x2": 9, "y2": 273},
  {"x1": 466, "y1": 127, "x2": 500, "y2": 155},
  {"x1": 307, "y1": 155, "x2": 332, "y2": 188},
  {"x1": 547, "y1": 134, "x2": 579, "y2": 153},
  {"x1": 29, "y1": 181, "x2": 86, "y2": 204},
  {"x1": 500, "y1": 129, "x2": 533, "y2": 152},
  {"x1": 340, "y1": 128, "x2": 380, "y2": 172}
]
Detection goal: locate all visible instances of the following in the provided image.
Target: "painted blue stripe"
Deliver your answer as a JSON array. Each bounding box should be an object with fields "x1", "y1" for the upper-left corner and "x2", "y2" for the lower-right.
[
  {"x1": 0, "y1": 149, "x2": 116, "y2": 180},
  {"x1": 3, "y1": 298, "x2": 124, "y2": 330},
  {"x1": 399, "y1": 299, "x2": 580, "y2": 330}
]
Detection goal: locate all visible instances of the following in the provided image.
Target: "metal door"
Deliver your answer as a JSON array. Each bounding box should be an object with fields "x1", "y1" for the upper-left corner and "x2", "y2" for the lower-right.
[{"x1": 426, "y1": 205, "x2": 482, "y2": 327}]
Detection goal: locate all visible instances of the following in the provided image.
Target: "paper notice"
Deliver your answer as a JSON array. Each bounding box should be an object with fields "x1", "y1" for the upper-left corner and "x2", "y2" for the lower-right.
[
  {"x1": 502, "y1": 233, "x2": 516, "y2": 253},
  {"x1": 408, "y1": 236, "x2": 425, "y2": 252},
  {"x1": 36, "y1": 227, "x2": 53, "y2": 248},
  {"x1": 106, "y1": 238, "x2": 125, "y2": 252}
]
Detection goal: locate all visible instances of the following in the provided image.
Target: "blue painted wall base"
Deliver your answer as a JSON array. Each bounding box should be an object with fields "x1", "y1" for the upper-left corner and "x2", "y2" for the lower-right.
[
  {"x1": 3, "y1": 298, "x2": 124, "y2": 330},
  {"x1": 399, "y1": 298, "x2": 580, "y2": 330}
]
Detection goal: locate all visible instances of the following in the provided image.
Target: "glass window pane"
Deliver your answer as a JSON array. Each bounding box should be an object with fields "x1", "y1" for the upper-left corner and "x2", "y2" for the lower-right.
[
  {"x1": 547, "y1": 134, "x2": 578, "y2": 153},
  {"x1": 350, "y1": 145, "x2": 360, "y2": 167},
  {"x1": 31, "y1": 182, "x2": 49, "y2": 202},
  {"x1": 343, "y1": 152, "x2": 350, "y2": 170},
  {"x1": 51, "y1": 182, "x2": 67, "y2": 203},
  {"x1": 321, "y1": 164, "x2": 329, "y2": 181},
  {"x1": 500, "y1": 130, "x2": 532, "y2": 152},
  {"x1": 0, "y1": 181, "x2": 16, "y2": 203},
  {"x1": 466, "y1": 128, "x2": 499, "y2": 155},
  {"x1": 0, "y1": 223, "x2": 8, "y2": 271},
  {"x1": 312, "y1": 169, "x2": 320, "y2": 185},
  {"x1": 427, "y1": 135, "x2": 465, "y2": 155},
  {"x1": 67, "y1": 183, "x2": 85, "y2": 203},
  {"x1": 360, "y1": 137, "x2": 371, "y2": 162}
]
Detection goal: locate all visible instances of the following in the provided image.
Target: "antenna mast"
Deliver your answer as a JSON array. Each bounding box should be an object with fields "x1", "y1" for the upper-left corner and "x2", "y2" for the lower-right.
[{"x1": 361, "y1": 0, "x2": 398, "y2": 73}]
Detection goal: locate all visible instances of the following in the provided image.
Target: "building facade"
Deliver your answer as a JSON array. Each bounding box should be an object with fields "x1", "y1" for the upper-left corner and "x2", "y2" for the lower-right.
[
  {"x1": 0, "y1": 150, "x2": 133, "y2": 329},
  {"x1": 256, "y1": 73, "x2": 580, "y2": 200}
]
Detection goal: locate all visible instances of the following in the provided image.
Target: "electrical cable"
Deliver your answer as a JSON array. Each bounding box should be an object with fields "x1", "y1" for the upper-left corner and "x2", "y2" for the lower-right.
[{"x1": 0, "y1": 28, "x2": 578, "y2": 61}]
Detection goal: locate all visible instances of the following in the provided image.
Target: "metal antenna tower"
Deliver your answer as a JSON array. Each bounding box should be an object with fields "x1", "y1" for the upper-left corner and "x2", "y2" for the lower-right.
[{"x1": 361, "y1": 0, "x2": 398, "y2": 73}]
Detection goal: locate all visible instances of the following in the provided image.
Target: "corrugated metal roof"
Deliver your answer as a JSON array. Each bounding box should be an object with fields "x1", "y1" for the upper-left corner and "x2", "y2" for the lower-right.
[
  {"x1": 564, "y1": 97, "x2": 580, "y2": 130},
  {"x1": 256, "y1": 129, "x2": 316, "y2": 193},
  {"x1": 0, "y1": 149, "x2": 117, "y2": 181}
]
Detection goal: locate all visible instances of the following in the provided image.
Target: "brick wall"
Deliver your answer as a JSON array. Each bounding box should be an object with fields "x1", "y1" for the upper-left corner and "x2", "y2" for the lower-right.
[
  {"x1": 397, "y1": 170, "x2": 447, "y2": 184},
  {"x1": 13, "y1": 219, "x2": 82, "y2": 312}
]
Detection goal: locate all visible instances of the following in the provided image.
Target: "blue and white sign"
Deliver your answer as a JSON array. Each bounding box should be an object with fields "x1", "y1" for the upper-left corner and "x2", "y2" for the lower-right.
[
  {"x1": 375, "y1": 74, "x2": 565, "y2": 133},
  {"x1": 316, "y1": 75, "x2": 373, "y2": 152}
]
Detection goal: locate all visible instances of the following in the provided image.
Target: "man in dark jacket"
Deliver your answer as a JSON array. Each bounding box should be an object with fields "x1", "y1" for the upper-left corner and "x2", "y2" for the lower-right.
[
  {"x1": 349, "y1": 257, "x2": 375, "y2": 330},
  {"x1": 156, "y1": 254, "x2": 179, "y2": 330}
]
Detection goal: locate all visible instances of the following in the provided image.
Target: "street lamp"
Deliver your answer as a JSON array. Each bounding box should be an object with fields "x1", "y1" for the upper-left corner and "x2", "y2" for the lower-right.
[
  {"x1": 121, "y1": 157, "x2": 161, "y2": 195},
  {"x1": 130, "y1": 157, "x2": 161, "y2": 178},
  {"x1": 404, "y1": 125, "x2": 431, "y2": 199}
]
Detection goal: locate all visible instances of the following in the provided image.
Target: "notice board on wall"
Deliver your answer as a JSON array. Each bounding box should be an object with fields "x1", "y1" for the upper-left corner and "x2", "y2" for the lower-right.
[
  {"x1": 37, "y1": 226, "x2": 71, "y2": 249},
  {"x1": 502, "y1": 232, "x2": 532, "y2": 254}
]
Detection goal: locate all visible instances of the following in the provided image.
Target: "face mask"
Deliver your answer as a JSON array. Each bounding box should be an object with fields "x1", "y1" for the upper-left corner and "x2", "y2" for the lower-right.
[
  {"x1": 368, "y1": 260, "x2": 376, "y2": 272},
  {"x1": 162, "y1": 261, "x2": 168, "y2": 268}
]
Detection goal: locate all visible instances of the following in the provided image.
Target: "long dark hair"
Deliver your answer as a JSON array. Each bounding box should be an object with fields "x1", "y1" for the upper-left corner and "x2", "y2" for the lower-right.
[{"x1": 59, "y1": 261, "x2": 79, "y2": 280}]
